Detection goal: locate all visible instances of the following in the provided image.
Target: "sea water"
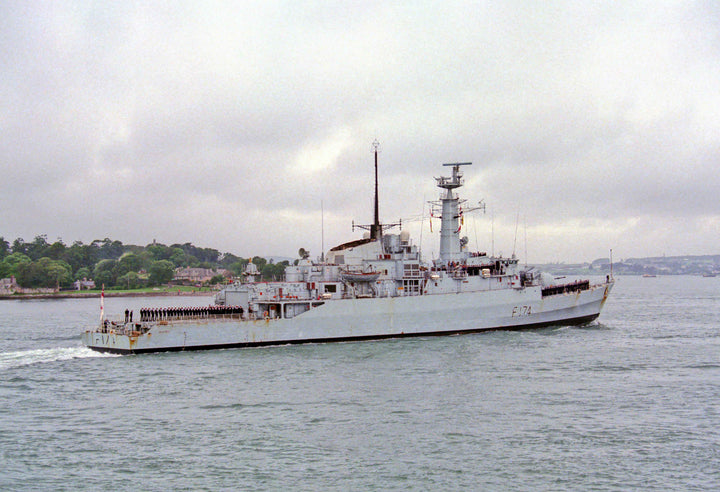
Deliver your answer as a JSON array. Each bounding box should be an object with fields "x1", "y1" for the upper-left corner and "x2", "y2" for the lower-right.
[{"x1": 1, "y1": 277, "x2": 718, "y2": 491}]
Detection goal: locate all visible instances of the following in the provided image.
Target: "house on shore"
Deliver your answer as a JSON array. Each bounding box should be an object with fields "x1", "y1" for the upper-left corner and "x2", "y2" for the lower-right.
[
  {"x1": 73, "y1": 278, "x2": 96, "y2": 290},
  {"x1": 1, "y1": 276, "x2": 19, "y2": 294},
  {"x1": 173, "y1": 267, "x2": 230, "y2": 285}
]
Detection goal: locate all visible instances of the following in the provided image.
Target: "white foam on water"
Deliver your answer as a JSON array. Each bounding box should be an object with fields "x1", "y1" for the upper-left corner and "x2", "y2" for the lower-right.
[{"x1": 0, "y1": 346, "x2": 117, "y2": 370}]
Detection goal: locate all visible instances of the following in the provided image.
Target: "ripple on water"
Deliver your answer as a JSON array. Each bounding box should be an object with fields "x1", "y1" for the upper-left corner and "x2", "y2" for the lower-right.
[
  {"x1": 0, "y1": 346, "x2": 115, "y2": 371},
  {"x1": 0, "y1": 283, "x2": 719, "y2": 491}
]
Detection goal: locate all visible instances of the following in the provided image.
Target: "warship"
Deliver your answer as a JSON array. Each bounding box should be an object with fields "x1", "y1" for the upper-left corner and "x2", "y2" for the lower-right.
[{"x1": 83, "y1": 145, "x2": 613, "y2": 354}]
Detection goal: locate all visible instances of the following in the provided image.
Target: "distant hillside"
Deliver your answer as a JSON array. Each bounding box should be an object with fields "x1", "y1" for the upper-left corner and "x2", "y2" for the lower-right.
[{"x1": 533, "y1": 254, "x2": 720, "y2": 276}]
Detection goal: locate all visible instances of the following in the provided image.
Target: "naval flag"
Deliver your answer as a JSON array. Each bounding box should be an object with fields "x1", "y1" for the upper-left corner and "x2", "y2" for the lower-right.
[{"x1": 100, "y1": 285, "x2": 105, "y2": 322}]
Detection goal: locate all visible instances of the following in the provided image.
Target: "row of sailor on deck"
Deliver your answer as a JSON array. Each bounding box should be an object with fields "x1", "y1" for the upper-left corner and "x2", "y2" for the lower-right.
[
  {"x1": 540, "y1": 280, "x2": 590, "y2": 297},
  {"x1": 139, "y1": 305, "x2": 244, "y2": 322}
]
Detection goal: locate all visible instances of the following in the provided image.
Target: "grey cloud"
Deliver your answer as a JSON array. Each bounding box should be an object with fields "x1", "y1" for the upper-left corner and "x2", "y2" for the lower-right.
[{"x1": 1, "y1": 1, "x2": 718, "y2": 261}]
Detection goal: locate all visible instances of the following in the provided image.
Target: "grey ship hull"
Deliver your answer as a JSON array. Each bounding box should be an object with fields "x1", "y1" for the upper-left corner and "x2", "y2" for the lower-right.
[
  {"x1": 82, "y1": 282, "x2": 612, "y2": 354},
  {"x1": 82, "y1": 158, "x2": 615, "y2": 355}
]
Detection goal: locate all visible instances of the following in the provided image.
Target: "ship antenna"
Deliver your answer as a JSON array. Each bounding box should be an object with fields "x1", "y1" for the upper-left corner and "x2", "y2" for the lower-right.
[
  {"x1": 512, "y1": 212, "x2": 519, "y2": 258},
  {"x1": 524, "y1": 216, "x2": 528, "y2": 268},
  {"x1": 473, "y1": 214, "x2": 479, "y2": 252},
  {"x1": 419, "y1": 194, "x2": 426, "y2": 260},
  {"x1": 491, "y1": 210, "x2": 494, "y2": 257},
  {"x1": 371, "y1": 139, "x2": 381, "y2": 240}
]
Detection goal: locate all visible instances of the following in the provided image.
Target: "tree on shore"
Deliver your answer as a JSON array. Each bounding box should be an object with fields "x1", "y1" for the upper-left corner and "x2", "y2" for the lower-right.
[
  {"x1": 148, "y1": 260, "x2": 175, "y2": 286},
  {"x1": 14, "y1": 257, "x2": 72, "y2": 289},
  {"x1": 118, "y1": 271, "x2": 143, "y2": 289},
  {"x1": 0, "y1": 252, "x2": 31, "y2": 279},
  {"x1": 93, "y1": 259, "x2": 118, "y2": 288},
  {"x1": 0, "y1": 234, "x2": 281, "y2": 290},
  {"x1": 0, "y1": 237, "x2": 9, "y2": 260}
]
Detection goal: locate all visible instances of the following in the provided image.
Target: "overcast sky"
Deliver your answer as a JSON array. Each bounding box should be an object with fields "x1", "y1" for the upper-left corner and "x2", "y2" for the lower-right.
[{"x1": 1, "y1": 1, "x2": 718, "y2": 263}]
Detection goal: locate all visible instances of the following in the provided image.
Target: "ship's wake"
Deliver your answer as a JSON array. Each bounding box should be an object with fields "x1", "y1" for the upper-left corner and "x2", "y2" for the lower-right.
[{"x1": 0, "y1": 346, "x2": 117, "y2": 371}]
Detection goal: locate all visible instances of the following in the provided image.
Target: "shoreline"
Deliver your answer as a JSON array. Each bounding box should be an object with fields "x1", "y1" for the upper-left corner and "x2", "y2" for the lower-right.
[{"x1": 0, "y1": 290, "x2": 215, "y2": 300}]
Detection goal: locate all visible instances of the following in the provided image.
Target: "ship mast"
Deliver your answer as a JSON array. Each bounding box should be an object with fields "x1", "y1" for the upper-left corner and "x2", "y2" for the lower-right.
[
  {"x1": 353, "y1": 139, "x2": 400, "y2": 241},
  {"x1": 371, "y1": 139, "x2": 381, "y2": 240},
  {"x1": 436, "y1": 162, "x2": 472, "y2": 264}
]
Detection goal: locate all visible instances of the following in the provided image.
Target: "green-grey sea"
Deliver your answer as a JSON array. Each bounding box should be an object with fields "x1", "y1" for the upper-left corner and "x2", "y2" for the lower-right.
[{"x1": 1, "y1": 276, "x2": 718, "y2": 490}]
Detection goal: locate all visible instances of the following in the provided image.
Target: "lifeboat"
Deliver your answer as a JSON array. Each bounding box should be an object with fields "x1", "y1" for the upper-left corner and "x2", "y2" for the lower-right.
[{"x1": 339, "y1": 270, "x2": 381, "y2": 283}]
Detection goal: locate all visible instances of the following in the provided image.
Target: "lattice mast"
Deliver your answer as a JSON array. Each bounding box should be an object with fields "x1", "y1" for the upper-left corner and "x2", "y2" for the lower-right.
[{"x1": 436, "y1": 163, "x2": 471, "y2": 263}]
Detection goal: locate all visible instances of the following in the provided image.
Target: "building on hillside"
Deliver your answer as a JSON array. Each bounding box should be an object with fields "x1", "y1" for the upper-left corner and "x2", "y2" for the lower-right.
[
  {"x1": 173, "y1": 267, "x2": 230, "y2": 285},
  {"x1": 1, "y1": 276, "x2": 19, "y2": 294},
  {"x1": 73, "y1": 278, "x2": 96, "y2": 290}
]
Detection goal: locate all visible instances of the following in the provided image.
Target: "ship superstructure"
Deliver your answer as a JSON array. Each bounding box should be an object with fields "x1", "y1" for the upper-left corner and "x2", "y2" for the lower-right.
[{"x1": 83, "y1": 148, "x2": 613, "y2": 354}]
